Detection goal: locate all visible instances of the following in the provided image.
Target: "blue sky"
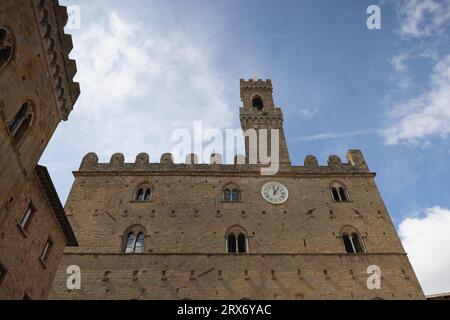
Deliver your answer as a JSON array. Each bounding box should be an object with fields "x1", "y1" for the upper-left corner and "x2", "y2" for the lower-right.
[{"x1": 42, "y1": 0, "x2": 450, "y2": 294}]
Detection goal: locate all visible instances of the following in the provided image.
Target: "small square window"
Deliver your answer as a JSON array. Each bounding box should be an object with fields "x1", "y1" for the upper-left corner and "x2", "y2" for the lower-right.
[
  {"x1": 40, "y1": 237, "x2": 53, "y2": 265},
  {"x1": 19, "y1": 202, "x2": 35, "y2": 231}
]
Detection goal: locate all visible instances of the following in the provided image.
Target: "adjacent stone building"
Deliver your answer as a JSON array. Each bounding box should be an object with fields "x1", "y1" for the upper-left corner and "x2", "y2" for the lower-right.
[
  {"x1": 50, "y1": 79, "x2": 424, "y2": 300},
  {"x1": 0, "y1": 0, "x2": 79, "y2": 299}
]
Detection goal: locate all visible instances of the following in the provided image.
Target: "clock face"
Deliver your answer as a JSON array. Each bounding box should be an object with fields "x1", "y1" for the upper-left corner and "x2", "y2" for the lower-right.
[{"x1": 261, "y1": 182, "x2": 289, "y2": 204}]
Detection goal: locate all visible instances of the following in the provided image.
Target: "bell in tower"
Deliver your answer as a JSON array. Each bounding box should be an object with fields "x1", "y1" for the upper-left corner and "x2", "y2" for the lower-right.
[{"x1": 239, "y1": 79, "x2": 291, "y2": 172}]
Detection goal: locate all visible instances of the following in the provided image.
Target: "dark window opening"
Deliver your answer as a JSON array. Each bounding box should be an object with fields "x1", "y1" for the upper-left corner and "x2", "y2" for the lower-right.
[
  {"x1": 136, "y1": 189, "x2": 144, "y2": 201},
  {"x1": 227, "y1": 233, "x2": 237, "y2": 253},
  {"x1": 224, "y1": 188, "x2": 240, "y2": 202},
  {"x1": 342, "y1": 234, "x2": 354, "y2": 253},
  {"x1": 0, "y1": 263, "x2": 7, "y2": 285},
  {"x1": 0, "y1": 27, "x2": 14, "y2": 69},
  {"x1": 143, "y1": 189, "x2": 151, "y2": 201},
  {"x1": 343, "y1": 232, "x2": 364, "y2": 254},
  {"x1": 9, "y1": 102, "x2": 33, "y2": 143},
  {"x1": 224, "y1": 189, "x2": 231, "y2": 201},
  {"x1": 352, "y1": 233, "x2": 363, "y2": 253},
  {"x1": 252, "y1": 96, "x2": 263, "y2": 111},
  {"x1": 231, "y1": 189, "x2": 240, "y2": 201},
  {"x1": 237, "y1": 233, "x2": 246, "y2": 253},
  {"x1": 135, "y1": 188, "x2": 151, "y2": 202},
  {"x1": 331, "y1": 187, "x2": 340, "y2": 201},
  {"x1": 332, "y1": 185, "x2": 349, "y2": 202},
  {"x1": 0, "y1": 46, "x2": 12, "y2": 66},
  {"x1": 0, "y1": 28, "x2": 6, "y2": 43},
  {"x1": 339, "y1": 187, "x2": 348, "y2": 202}
]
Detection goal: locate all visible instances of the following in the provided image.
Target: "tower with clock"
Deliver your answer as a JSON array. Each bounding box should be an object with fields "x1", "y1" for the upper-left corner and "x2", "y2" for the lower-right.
[{"x1": 49, "y1": 79, "x2": 425, "y2": 300}]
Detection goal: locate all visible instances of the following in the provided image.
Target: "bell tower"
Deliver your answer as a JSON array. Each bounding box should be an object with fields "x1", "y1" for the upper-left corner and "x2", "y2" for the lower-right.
[{"x1": 239, "y1": 79, "x2": 291, "y2": 166}]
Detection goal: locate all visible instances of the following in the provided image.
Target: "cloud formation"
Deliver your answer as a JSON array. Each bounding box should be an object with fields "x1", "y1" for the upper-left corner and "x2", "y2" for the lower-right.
[
  {"x1": 397, "y1": 0, "x2": 450, "y2": 38},
  {"x1": 384, "y1": 55, "x2": 450, "y2": 145},
  {"x1": 399, "y1": 207, "x2": 450, "y2": 295},
  {"x1": 390, "y1": 53, "x2": 409, "y2": 73},
  {"x1": 67, "y1": 10, "x2": 234, "y2": 162}
]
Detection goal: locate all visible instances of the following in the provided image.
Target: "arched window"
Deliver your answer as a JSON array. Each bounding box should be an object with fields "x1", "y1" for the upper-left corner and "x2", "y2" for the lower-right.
[
  {"x1": 341, "y1": 226, "x2": 365, "y2": 253},
  {"x1": 223, "y1": 183, "x2": 241, "y2": 202},
  {"x1": 134, "y1": 233, "x2": 145, "y2": 253},
  {"x1": 122, "y1": 225, "x2": 146, "y2": 254},
  {"x1": 227, "y1": 233, "x2": 237, "y2": 253},
  {"x1": 351, "y1": 233, "x2": 363, "y2": 253},
  {"x1": 134, "y1": 184, "x2": 153, "y2": 202},
  {"x1": 231, "y1": 189, "x2": 240, "y2": 201},
  {"x1": 252, "y1": 96, "x2": 263, "y2": 111},
  {"x1": 124, "y1": 233, "x2": 136, "y2": 253},
  {"x1": 226, "y1": 226, "x2": 248, "y2": 253},
  {"x1": 0, "y1": 26, "x2": 14, "y2": 71},
  {"x1": 338, "y1": 187, "x2": 347, "y2": 201},
  {"x1": 8, "y1": 102, "x2": 34, "y2": 143},
  {"x1": 224, "y1": 189, "x2": 231, "y2": 201},
  {"x1": 331, "y1": 182, "x2": 349, "y2": 202},
  {"x1": 237, "y1": 233, "x2": 246, "y2": 253}
]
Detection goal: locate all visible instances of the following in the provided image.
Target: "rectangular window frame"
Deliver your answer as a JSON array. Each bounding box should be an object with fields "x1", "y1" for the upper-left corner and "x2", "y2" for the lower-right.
[
  {"x1": 18, "y1": 202, "x2": 36, "y2": 234},
  {"x1": 39, "y1": 237, "x2": 53, "y2": 268}
]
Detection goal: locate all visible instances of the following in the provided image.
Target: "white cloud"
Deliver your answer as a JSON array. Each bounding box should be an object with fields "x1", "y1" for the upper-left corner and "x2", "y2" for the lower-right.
[
  {"x1": 399, "y1": 207, "x2": 450, "y2": 295},
  {"x1": 297, "y1": 108, "x2": 318, "y2": 119},
  {"x1": 397, "y1": 0, "x2": 450, "y2": 38},
  {"x1": 293, "y1": 128, "x2": 382, "y2": 142},
  {"x1": 384, "y1": 54, "x2": 450, "y2": 145},
  {"x1": 65, "y1": 10, "x2": 235, "y2": 162},
  {"x1": 391, "y1": 53, "x2": 409, "y2": 72}
]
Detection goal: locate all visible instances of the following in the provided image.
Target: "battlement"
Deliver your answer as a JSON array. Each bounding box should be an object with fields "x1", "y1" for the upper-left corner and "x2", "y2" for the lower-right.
[
  {"x1": 78, "y1": 150, "x2": 370, "y2": 175},
  {"x1": 240, "y1": 79, "x2": 273, "y2": 92},
  {"x1": 32, "y1": 0, "x2": 80, "y2": 121}
]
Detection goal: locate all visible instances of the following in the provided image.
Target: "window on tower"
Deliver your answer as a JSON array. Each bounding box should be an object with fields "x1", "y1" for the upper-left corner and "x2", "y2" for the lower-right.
[
  {"x1": 252, "y1": 96, "x2": 264, "y2": 111},
  {"x1": 331, "y1": 182, "x2": 350, "y2": 202},
  {"x1": 122, "y1": 225, "x2": 146, "y2": 254},
  {"x1": 8, "y1": 101, "x2": 34, "y2": 144},
  {"x1": 341, "y1": 226, "x2": 365, "y2": 253},
  {"x1": 133, "y1": 183, "x2": 153, "y2": 202},
  {"x1": 0, "y1": 26, "x2": 14, "y2": 71},
  {"x1": 223, "y1": 183, "x2": 241, "y2": 202},
  {"x1": 226, "y1": 226, "x2": 248, "y2": 253}
]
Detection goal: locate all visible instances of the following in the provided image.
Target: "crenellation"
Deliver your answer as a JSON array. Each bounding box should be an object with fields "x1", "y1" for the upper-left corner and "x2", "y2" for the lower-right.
[
  {"x1": 304, "y1": 155, "x2": 319, "y2": 167},
  {"x1": 160, "y1": 153, "x2": 174, "y2": 164},
  {"x1": 109, "y1": 153, "x2": 125, "y2": 168},
  {"x1": 240, "y1": 78, "x2": 273, "y2": 91},
  {"x1": 347, "y1": 150, "x2": 369, "y2": 171},
  {"x1": 210, "y1": 153, "x2": 222, "y2": 165},
  {"x1": 80, "y1": 152, "x2": 98, "y2": 170},
  {"x1": 76, "y1": 151, "x2": 371, "y2": 174},
  {"x1": 135, "y1": 153, "x2": 150, "y2": 165},
  {"x1": 328, "y1": 155, "x2": 343, "y2": 167}
]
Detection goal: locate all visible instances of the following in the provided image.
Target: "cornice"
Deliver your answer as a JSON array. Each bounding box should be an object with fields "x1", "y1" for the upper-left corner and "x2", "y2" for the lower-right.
[{"x1": 32, "y1": 0, "x2": 80, "y2": 121}]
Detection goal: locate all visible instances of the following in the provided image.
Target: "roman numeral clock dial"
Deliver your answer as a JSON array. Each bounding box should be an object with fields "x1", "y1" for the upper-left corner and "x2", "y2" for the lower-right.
[{"x1": 261, "y1": 182, "x2": 289, "y2": 204}]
